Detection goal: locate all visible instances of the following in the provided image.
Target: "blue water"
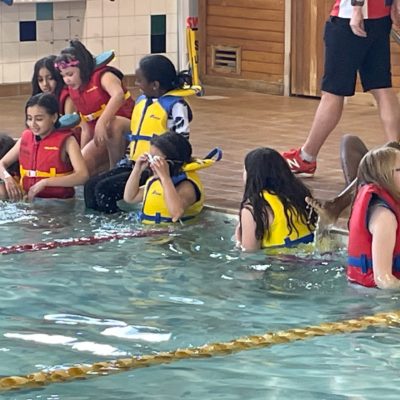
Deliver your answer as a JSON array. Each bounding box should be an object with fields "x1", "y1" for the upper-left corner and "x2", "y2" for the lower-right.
[{"x1": 1, "y1": 198, "x2": 400, "y2": 400}]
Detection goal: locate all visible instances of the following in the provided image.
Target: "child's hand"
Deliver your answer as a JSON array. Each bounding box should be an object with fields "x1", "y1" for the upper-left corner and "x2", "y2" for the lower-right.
[
  {"x1": 4, "y1": 177, "x2": 24, "y2": 202},
  {"x1": 150, "y1": 157, "x2": 170, "y2": 181},
  {"x1": 93, "y1": 121, "x2": 109, "y2": 147},
  {"x1": 27, "y1": 179, "x2": 47, "y2": 201},
  {"x1": 134, "y1": 154, "x2": 150, "y2": 172}
]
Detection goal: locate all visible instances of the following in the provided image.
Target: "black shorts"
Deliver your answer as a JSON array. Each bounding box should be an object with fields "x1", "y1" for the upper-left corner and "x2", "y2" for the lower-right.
[{"x1": 321, "y1": 16, "x2": 392, "y2": 96}]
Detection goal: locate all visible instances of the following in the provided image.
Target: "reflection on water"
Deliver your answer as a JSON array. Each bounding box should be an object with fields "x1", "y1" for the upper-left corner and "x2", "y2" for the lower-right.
[
  {"x1": 1, "y1": 199, "x2": 399, "y2": 400},
  {"x1": 0, "y1": 201, "x2": 37, "y2": 225}
]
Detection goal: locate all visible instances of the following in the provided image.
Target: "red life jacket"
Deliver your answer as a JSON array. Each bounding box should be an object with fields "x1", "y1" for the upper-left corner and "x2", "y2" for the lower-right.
[
  {"x1": 68, "y1": 66, "x2": 134, "y2": 129},
  {"x1": 347, "y1": 183, "x2": 400, "y2": 287},
  {"x1": 19, "y1": 129, "x2": 75, "y2": 199}
]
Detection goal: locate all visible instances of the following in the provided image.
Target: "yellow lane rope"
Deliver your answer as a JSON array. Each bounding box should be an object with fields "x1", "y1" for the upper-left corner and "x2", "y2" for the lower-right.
[{"x1": 1, "y1": 310, "x2": 400, "y2": 392}]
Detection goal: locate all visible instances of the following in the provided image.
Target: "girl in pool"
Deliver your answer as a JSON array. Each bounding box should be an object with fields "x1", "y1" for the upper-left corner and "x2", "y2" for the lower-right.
[
  {"x1": 84, "y1": 54, "x2": 193, "y2": 214},
  {"x1": 55, "y1": 40, "x2": 134, "y2": 173},
  {"x1": 347, "y1": 146, "x2": 400, "y2": 289},
  {"x1": 123, "y1": 132, "x2": 203, "y2": 224},
  {"x1": 235, "y1": 147, "x2": 317, "y2": 251},
  {"x1": 0, "y1": 93, "x2": 88, "y2": 201}
]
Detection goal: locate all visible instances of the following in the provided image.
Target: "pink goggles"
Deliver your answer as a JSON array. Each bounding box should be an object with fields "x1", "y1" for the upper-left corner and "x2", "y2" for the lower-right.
[{"x1": 54, "y1": 59, "x2": 80, "y2": 69}]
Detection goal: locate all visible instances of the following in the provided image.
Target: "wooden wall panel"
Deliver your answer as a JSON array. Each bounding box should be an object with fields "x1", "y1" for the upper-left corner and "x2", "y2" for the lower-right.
[
  {"x1": 291, "y1": 0, "x2": 332, "y2": 97},
  {"x1": 200, "y1": 0, "x2": 285, "y2": 94}
]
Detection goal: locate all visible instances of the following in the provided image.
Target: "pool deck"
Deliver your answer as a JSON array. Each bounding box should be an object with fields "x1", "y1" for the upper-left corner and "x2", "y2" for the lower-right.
[{"x1": 0, "y1": 86, "x2": 387, "y2": 226}]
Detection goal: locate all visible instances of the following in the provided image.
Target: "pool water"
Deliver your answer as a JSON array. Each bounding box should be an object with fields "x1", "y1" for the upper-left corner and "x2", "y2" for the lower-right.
[{"x1": 1, "y1": 198, "x2": 400, "y2": 400}]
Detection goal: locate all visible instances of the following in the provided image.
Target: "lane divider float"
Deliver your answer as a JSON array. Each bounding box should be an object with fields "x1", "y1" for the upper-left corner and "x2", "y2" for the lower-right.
[
  {"x1": 0, "y1": 228, "x2": 171, "y2": 255},
  {"x1": 1, "y1": 309, "x2": 400, "y2": 391}
]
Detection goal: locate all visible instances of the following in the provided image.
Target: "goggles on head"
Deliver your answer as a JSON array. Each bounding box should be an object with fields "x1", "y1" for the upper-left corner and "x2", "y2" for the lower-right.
[{"x1": 54, "y1": 59, "x2": 80, "y2": 70}]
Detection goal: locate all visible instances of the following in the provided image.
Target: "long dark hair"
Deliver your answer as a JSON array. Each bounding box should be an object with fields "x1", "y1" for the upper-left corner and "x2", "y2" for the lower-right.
[
  {"x1": 32, "y1": 56, "x2": 64, "y2": 98},
  {"x1": 150, "y1": 132, "x2": 192, "y2": 176},
  {"x1": 55, "y1": 40, "x2": 95, "y2": 85},
  {"x1": 139, "y1": 55, "x2": 192, "y2": 92},
  {"x1": 25, "y1": 93, "x2": 60, "y2": 129},
  {"x1": 240, "y1": 147, "x2": 317, "y2": 240}
]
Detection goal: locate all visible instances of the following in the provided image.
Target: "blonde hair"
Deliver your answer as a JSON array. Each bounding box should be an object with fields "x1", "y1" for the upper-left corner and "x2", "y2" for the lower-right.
[{"x1": 357, "y1": 146, "x2": 400, "y2": 201}]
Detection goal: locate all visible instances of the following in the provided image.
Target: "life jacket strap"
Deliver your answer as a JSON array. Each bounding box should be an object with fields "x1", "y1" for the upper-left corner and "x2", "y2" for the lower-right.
[{"x1": 81, "y1": 91, "x2": 131, "y2": 122}]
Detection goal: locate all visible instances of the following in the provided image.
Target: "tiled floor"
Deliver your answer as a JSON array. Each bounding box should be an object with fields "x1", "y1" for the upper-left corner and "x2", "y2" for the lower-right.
[{"x1": 0, "y1": 86, "x2": 388, "y2": 220}]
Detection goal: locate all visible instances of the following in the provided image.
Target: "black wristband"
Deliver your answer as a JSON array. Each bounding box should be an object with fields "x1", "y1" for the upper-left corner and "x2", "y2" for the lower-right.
[{"x1": 351, "y1": 0, "x2": 365, "y2": 5}]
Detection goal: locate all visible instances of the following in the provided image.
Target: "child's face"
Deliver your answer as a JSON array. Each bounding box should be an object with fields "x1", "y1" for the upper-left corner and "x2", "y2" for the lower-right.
[
  {"x1": 135, "y1": 68, "x2": 157, "y2": 97},
  {"x1": 59, "y1": 66, "x2": 82, "y2": 90},
  {"x1": 37, "y1": 67, "x2": 57, "y2": 95},
  {"x1": 26, "y1": 105, "x2": 57, "y2": 137}
]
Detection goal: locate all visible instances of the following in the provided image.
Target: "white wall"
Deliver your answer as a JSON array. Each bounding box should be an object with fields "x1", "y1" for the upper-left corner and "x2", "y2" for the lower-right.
[{"x1": 0, "y1": 0, "x2": 179, "y2": 84}]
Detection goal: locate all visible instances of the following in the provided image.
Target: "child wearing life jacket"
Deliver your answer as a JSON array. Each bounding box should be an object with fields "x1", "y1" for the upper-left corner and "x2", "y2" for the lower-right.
[
  {"x1": 347, "y1": 147, "x2": 400, "y2": 289},
  {"x1": 84, "y1": 54, "x2": 193, "y2": 214},
  {"x1": 123, "y1": 132, "x2": 204, "y2": 224},
  {"x1": 235, "y1": 147, "x2": 317, "y2": 251},
  {"x1": 54, "y1": 40, "x2": 134, "y2": 174},
  {"x1": 0, "y1": 93, "x2": 88, "y2": 201}
]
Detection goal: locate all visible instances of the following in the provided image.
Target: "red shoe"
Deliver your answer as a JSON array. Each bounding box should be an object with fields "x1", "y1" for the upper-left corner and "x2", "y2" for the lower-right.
[{"x1": 282, "y1": 148, "x2": 316, "y2": 177}]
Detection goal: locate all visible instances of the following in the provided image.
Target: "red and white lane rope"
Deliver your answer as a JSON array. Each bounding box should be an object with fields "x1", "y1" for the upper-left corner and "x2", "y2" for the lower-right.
[{"x1": 0, "y1": 228, "x2": 171, "y2": 255}]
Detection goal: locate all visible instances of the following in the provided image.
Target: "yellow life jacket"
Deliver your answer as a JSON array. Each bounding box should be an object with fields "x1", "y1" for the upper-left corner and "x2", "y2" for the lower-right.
[
  {"x1": 140, "y1": 148, "x2": 222, "y2": 224},
  {"x1": 128, "y1": 89, "x2": 193, "y2": 161},
  {"x1": 261, "y1": 191, "x2": 314, "y2": 248}
]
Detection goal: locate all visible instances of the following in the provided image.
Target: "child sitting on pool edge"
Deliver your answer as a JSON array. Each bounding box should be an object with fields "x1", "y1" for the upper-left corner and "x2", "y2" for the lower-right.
[{"x1": 0, "y1": 93, "x2": 88, "y2": 201}]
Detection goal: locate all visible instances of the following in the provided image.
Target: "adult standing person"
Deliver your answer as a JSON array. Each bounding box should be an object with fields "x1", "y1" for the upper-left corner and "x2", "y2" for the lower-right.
[{"x1": 283, "y1": 0, "x2": 400, "y2": 177}]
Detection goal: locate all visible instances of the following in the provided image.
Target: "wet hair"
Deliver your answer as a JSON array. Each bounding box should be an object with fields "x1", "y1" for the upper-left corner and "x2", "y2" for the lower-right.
[
  {"x1": 357, "y1": 146, "x2": 400, "y2": 201},
  {"x1": 240, "y1": 147, "x2": 317, "y2": 241},
  {"x1": 25, "y1": 93, "x2": 60, "y2": 128},
  {"x1": 55, "y1": 40, "x2": 95, "y2": 85},
  {"x1": 150, "y1": 132, "x2": 192, "y2": 176},
  {"x1": 0, "y1": 134, "x2": 19, "y2": 176},
  {"x1": 31, "y1": 55, "x2": 64, "y2": 99},
  {"x1": 139, "y1": 55, "x2": 192, "y2": 92}
]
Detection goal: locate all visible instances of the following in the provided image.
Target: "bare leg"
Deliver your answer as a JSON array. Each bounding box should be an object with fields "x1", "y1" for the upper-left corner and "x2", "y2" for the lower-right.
[
  {"x1": 371, "y1": 88, "x2": 400, "y2": 142},
  {"x1": 305, "y1": 133, "x2": 367, "y2": 225},
  {"x1": 302, "y1": 91, "x2": 345, "y2": 158},
  {"x1": 340, "y1": 134, "x2": 368, "y2": 186},
  {"x1": 106, "y1": 116, "x2": 130, "y2": 169},
  {"x1": 306, "y1": 180, "x2": 355, "y2": 226},
  {"x1": 82, "y1": 141, "x2": 109, "y2": 177}
]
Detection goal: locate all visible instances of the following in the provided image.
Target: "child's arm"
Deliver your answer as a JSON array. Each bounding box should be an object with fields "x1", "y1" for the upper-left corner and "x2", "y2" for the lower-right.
[
  {"x1": 63, "y1": 96, "x2": 76, "y2": 115},
  {"x1": 27, "y1": 136, "x2": 89, "y2": 200},
  {"x1": 151, "y1": 157, "x2": 196, "y2": 222},
  {"x1": 239, "y1": 207, "x2": 261, "y2": 251},
  {"x1": 94, "y1": 72, "x2": 126, "y2": 146},
  {"x1": 168, "y1": 101, "x2": 190, "y2": 139},
  {"x1": 123, "y1": 154, "x2": 148, "y2": 204},
  {"x1": 369, "y1": 205, "x2": 400, "y2": 289},
  {"x1": 0, "y1": 139, "x2": 23, "y2": 201}
]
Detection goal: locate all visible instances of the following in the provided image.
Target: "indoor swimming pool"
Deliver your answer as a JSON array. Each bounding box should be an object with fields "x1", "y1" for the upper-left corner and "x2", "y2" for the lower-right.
[{"x1": 0, "y1": 198, "x2": 399, "y2": 399}]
